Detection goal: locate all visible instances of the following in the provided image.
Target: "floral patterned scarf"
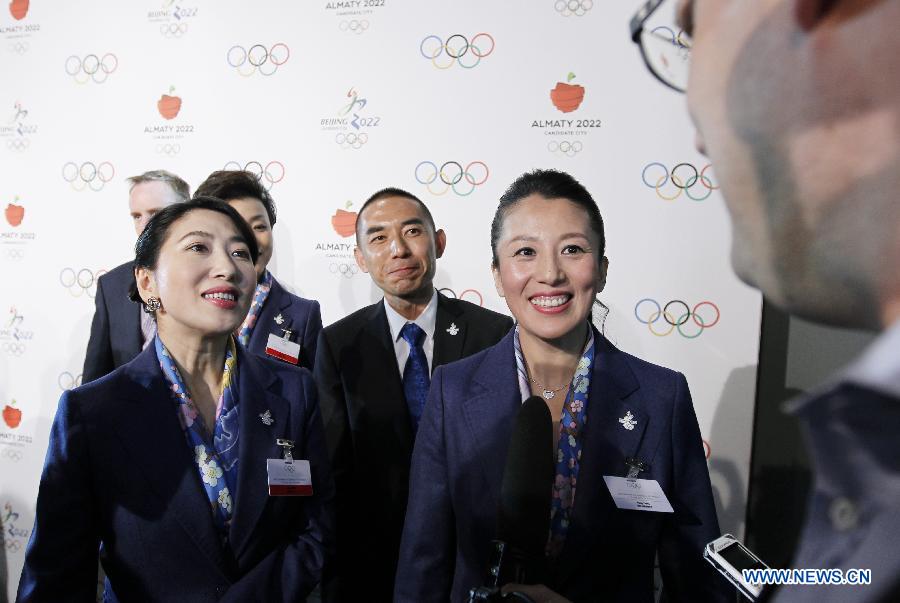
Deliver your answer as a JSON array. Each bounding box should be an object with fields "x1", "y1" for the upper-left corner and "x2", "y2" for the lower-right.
[{"x1": 236, "y1": 270, "x2": 273, "y2": 347}]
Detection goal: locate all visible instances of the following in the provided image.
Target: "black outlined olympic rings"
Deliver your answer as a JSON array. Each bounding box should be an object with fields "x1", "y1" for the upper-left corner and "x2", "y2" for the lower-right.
[
  {"x1": 339, "y1": 19, "x2": 369, "y2": 34},
  {"x1": 415, "y1": 161, "x2": 489, "y2": 196},
  {"x1": 5, "y1": 138, "x2": 29, "y2": 152},
  {"x1": 227, "y1": 43, "x2": 289, "y2": 77},
  {"x1": 335, "y1": 132, "x2": 368, "y2": 150},
  {"x1": 438, "y1": 287, "x2": 484, "y2": 307},
  {"x1": 329, "y1": 263, "x2": 359, "y2": 278},
  {"x1": 548, "y1": 140, "x2": 583, "y2": 156},
  {"x1": 160, "y1": 22, "x2": 188, "y2": 38},
  {"x1": 59, "y1": 267, "x2": 107, "y2": 298},
  {"x1": 155, "y1": 144, "x2": 181, "y2": 156},
  {"x1": 58, "y1": 371, "x2": 83, "y2": 390},
  {"x1": 1, "y1": 448, "x2": 24, "y2": 462},
  {"x1": 641, "y1": 162, "x2": 718, "y2": 201},
  {"x1": 634, "y1": 298, "x2": 721, "y2": 339},
  {"x1": 555, "y1": 0, "x2": 593, "y2": 17},
  {"x1": 419, "y1": 33, "x2": 495, "y2": 69},
  {"x1": 8, "y1": 41, "x2": 29, "y2": 54},
  {"x1": 64, "y1": 53, "x2": 118, "y2": 84},
  {"x1": 223, "y1": 161, "x2": 285, "y2": 188},
  {"x1": 1, "y1": 342, "x2": 25, "y2": 355},
  {"x1": 4, "y1": 248, "x2": 25, "y2": 261},
  {"x1": 62, "y1": 162, "x2": 115, "y2": 191}
]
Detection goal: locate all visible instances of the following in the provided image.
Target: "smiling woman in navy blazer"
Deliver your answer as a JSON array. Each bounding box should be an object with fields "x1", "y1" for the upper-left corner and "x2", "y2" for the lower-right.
[
  {"x1": 18, "y1": 198, "x2": 332, "y2": 602},
  {"x1": 196, "y1": 170, "x2": 322, "y2": 371},
  {"x1": 395, "y1": 170, "x2": 728, "y2": 602}
]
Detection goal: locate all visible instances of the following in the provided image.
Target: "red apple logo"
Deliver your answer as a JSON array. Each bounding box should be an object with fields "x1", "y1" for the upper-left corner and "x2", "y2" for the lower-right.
[
  {"x1": 157, "y1": 86, "x2": 182, "y2": 120},
  {"x1": 2, "y1": 400, "x2": 21, "y2": 429},
  {"x1": 5, "y1": 199, "x2": 24, "y2": 227},
  {"x1": 331, "y1": 202, "x2": 358, "y2": 238},
  {"x1": 9, "y1": 0, "x2": 28, "y2": 20},
  {"x1": 550, "y1": 72, "x2": 585, "y2": 113}
]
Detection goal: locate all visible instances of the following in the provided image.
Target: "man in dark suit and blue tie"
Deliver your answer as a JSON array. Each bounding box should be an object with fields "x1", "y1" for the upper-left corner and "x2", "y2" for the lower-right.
[
  {"x1": 315, "y1": 188, "x2": 513, "y2": 602},
  {"x1": 82, "y1": 170, "x2": 190, "y2": 383}
]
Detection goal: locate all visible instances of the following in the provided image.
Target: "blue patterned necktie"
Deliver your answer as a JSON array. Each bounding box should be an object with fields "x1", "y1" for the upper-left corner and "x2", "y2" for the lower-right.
[{"x1": 400, "y1": 322, "x2": 430, "y2": 432}]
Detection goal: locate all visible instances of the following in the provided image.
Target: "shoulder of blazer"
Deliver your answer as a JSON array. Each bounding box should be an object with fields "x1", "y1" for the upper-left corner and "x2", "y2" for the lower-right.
[
  {"x1": 438, "y1": 294, "x2": 511, "y2": 325},
  {"x1": 96, "y1": 260, "x2": 137, "y2": 303},
  {"x1": 596, "y1": 333, "x2": 683, "y2": 393},
  {"x1": 269, "y1": 278, "x2": 321, "y2": 314},
  {"x1": 321, "y1": 300, "x2": 384, "y2": 343}
]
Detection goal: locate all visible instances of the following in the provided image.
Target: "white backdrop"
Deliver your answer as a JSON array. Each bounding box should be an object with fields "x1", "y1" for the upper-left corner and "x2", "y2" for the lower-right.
[{"x1": 0, "y1": 1, "x2": 762, "y2": 598}]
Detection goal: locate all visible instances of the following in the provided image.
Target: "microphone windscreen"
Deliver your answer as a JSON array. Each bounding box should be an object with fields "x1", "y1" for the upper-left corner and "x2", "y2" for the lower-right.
[{"x1": 497, "y1": 395, "x2": 554, "y2": 557}]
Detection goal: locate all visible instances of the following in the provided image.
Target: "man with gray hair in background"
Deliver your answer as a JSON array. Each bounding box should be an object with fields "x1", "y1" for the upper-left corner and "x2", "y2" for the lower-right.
[{"x1": 82, "y1": 169, "x2": 190, "y2": 383}]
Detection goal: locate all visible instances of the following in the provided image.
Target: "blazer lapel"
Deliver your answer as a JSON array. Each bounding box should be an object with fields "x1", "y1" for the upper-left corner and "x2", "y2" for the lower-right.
[
  {"x1": 248, "y1": 280, "x2": 295, "y2": 359},
  {"x1": 432, "y1": 293, "x2": 466, "y2": 370},
  {"x1": 554, "y1": 333, "x2": 648, "y2": 585},
  {"x1": 114, "y1": 346, "x2": 228, "y2": 575},
  {"x1": 228, "y1": 347, "x2": 291, "y2": 559}
]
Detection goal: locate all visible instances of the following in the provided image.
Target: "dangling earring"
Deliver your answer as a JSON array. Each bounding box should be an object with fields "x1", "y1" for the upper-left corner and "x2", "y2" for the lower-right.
[{"x1": 145, "y1": 296, "x2": 161, "y2": 313}]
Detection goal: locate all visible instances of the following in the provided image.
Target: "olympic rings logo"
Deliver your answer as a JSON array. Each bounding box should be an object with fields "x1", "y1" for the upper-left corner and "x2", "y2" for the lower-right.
[
  {"x1": 59, "y1": 267, "x2": 107, "y2": 298},
  {"x1": 62, "y1": 162, "x2": 115, "y2": 191},
  {"x1": 4, "y1": 248, "x2": 25, "y2": 261},
  {"x1": 335, "y1": 132, "x2": 368, "y2": 150},
  {"x1": 8, "y1": 41, "x2": 29, "y2": 54},
  {"x1": 339, "y1": 19, "x2": 369, "y2": 34},
  {"x1": 58, "y1": 371, "x2": 83, "y2": 391},
  {"x1": 64, "y1": 54, "x2": 118, "y2": 84},
  {"x1": 227, "y1": 43, "x2": 289, "y2": 77},
  {"x1": 419, "y1": 33, "x2": 495, "y2": 69},
  {"x1": 548, "y1": 140, "x2": 583, "y2": 156},
  {"x1": 223, "y1": 161, "x2": 285, "y2": 189},
  {"x1": 5, "y1": 540, "x2": 22, "y2": 552},
  {"x1": 156, "y1": 143, "x2": 181, "y2": 156},
  {"x1": 414, "y1": 161, "x2": 489, "y2": 196},
  {"x1": 555, "y1": 0, "x2": 593, "y2": 17},
  {"x1": 160, "y1": 22, "x2": 188, "y2": 38},
  {"x1": 1, "y1": 342, "x2": 25, "y2": 356},
  {"x1": 641, "y1": 162, "x2": 718, "y2": 202},
  {"x1": 633, "y1": 298, "x2": 721, "y2": 339},
  {"x1": 1, "y1": 447, "x2": 24, "y2": 462},
  {"x1": 438, "y1": 287, "x2": 484, "y2": 307},
  {"x1": 5, "y1": 138, "x2": 29, "y2": 152},
  {"x1": 329, "y1": 263, "x2": 359, "y2": 278}
]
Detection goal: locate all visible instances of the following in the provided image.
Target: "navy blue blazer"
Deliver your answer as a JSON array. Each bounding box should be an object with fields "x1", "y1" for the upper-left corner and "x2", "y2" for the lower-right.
[
  {"x1": 245, "y1": 278, "x2": 322, "y2": 373},
  {"x1": 18, "y1": 343, "x2": 334, "y2": 602},
  {"x1": 395, "y1": 329, "x2": 729, "y2": 603},
  {"x1": 83, "y1": 261, "x2": 142, "y2": 384}
]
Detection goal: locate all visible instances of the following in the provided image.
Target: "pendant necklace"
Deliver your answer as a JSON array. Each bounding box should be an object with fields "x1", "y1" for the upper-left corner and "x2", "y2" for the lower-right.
[{"x1": 524, "y1": 359, "x2": 570, "y2": 400}]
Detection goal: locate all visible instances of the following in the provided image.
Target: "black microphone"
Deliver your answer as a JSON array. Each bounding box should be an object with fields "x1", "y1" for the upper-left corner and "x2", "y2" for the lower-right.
[{"x1": 487, "y1": 395, "x2": 554, "y2": 587}]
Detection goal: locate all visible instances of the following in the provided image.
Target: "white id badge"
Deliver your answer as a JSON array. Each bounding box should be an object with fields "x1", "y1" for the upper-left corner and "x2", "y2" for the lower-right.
[
  {"x1": 265, "y1": 333, "x2": 301, "y2": 365},
  {"x1": 266, "y1": 459, "x2": 313, "y2": 496},
  {"x1": 602, "y1": 476, "x2": 674, "y2": 512}
]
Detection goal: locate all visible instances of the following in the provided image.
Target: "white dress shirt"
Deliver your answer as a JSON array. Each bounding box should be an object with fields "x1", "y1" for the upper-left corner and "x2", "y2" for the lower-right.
[{"x1": 384, "y1": 289, "x2": 438, "y2": 375}]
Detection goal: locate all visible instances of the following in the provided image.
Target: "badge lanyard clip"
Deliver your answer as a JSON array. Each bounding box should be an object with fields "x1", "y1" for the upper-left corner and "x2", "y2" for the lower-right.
[
  {"x1": 625, "y1": 457, "x2": 648, "y2": 479},
  {"x1": 281, "y1": 329, "x2": 293, "y2": 342},
  {"x1": 276, "y1": 438, "x2": 295, "y2": 464}
]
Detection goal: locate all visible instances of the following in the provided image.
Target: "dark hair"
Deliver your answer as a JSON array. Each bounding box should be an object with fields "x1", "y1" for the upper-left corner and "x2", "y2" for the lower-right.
[
  {"x1": 129, "y1": 197, "x2": 260, "y2": 303},
  {"x1": 355, "y1": 187, "x2": 437, "y2": 244},
  {"x1": 194, "y1": 170, "x2": 277, "y2": 226},
  {"x1": 490, "y1": 169, "x2": 605, "y2": 267}
]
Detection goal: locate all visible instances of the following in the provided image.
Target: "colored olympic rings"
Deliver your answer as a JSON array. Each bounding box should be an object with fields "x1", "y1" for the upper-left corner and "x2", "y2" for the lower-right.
[
  {"x1": 155, "y1": 143, "x2": 181, "y2": 156},
  {"x1": 650, "y1": 26, "x2": 692, "y2": 51},
  {"x1": 419, "y1": 33, "x2": 495, "y2": 69},
  {"x1": 339, "y1": 19, "x2": 369, "y2": 34},
  {"x1": 64, "y1": 53, "x2": 118, "y2": 84},
  {"x1": 9, "y1": 41, "x2": 29, "y2": 54},
  {"x1": 438, "y1": 288, "x2": 484, "y2": 307},
  {"x1": 1, "y1": 448, "x2": 24, "y2": 462},
  {"x1": 641, "y1": 162, "x2": 718, "y2": 201},
  {"x1": 633, "y1": 298, "x2": 721, "y2": 339},
  {"x1": 335, "y1": 132, "x2": 368, "y2": 150},
  {"x1": 329, "y1": 263, "x2": 359, "y2": 278},
  {"x1": 1, "y1": 342, "x2": 25, "y2": 356},
  {"x1": 415, "y1": 161, "x2": 489, "y2": 196},
  {"x1": 160, "y1": 22, "x2": 188, "y2": 38},
  {"x1": 58, "y1": 371, "x2": 83, "y2": 390},
  {"x1": 548, "y1": 140, "x2": 583, "y2": 156},
  {"x1": 223, "y1": 160, "x2": 285, "y2": 187},
  {"x1": 62, "y1": 162, "x2": 115, "y2": 191},
  {"x1": 227, "y1": 43, "x2": 290, "y2": 76},
  {"x1": 555, "y1": 0, "x2": 593, "y2": 17},
  {"x1": 59, "y1": 267, "x2": 107, "y2": 298},
  {"x1": 5, "y1": 138, "x2": 29, "y2": 152}
]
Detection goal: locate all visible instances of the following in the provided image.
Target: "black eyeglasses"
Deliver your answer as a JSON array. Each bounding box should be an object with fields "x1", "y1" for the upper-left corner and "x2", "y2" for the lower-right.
[{"x1": 630, "y1": 0, "x2": 691, "y2": 93}]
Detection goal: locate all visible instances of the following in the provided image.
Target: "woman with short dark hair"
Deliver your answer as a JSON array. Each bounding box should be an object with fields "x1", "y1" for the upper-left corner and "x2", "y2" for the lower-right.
[{"x1": 18, "y1": 198, "x2": 333, "y2": 602}]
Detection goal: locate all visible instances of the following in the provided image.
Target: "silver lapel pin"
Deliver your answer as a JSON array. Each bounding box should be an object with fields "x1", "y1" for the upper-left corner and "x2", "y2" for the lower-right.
[
  {"x1": 446, "y1": 322, "x2": 459, "y2": 336},
  {"x1": 259, "y1": 410, "x2": 274, "y2": 426},
  {"x1": 619, "y1": 411, "x2": 637, "y2": 431},
  {"x1": 274, "y1": 313, "x2": 285, "y2": 325}
]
